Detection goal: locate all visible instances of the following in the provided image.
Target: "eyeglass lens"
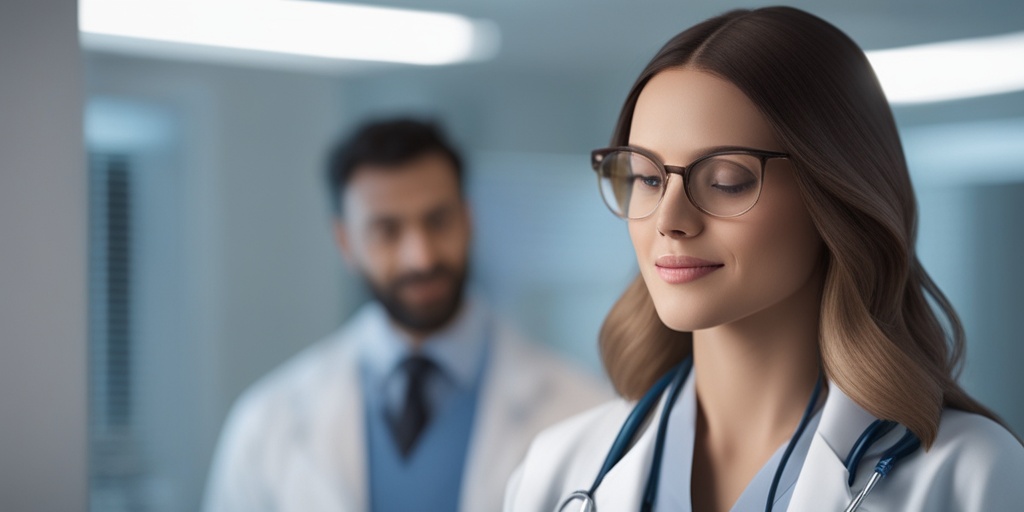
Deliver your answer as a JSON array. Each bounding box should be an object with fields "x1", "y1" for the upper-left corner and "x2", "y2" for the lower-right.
[{"x1": 597, "y1": 150, "x2": 764, "y2": 218}]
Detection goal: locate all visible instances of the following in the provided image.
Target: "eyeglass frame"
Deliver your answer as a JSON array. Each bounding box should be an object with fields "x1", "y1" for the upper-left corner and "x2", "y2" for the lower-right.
[{"x1": 590, "y1": 145, "x2": 791, "y2": 219}]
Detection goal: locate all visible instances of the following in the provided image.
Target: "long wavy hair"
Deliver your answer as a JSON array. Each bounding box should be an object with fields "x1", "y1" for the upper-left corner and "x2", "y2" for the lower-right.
[{"x1": 598, "y1": 6, "x2": 1004, "y2": 448}]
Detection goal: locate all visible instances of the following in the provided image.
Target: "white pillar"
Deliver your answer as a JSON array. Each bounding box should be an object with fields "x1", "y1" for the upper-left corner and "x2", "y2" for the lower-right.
[{"x1": 0, "y1": 0, "x2": 87, "y2": 510}]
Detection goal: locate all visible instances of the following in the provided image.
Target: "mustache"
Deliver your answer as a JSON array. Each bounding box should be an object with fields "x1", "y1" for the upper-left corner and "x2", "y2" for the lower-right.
[{"x1": 389, "y1": 265, "x2": 456, "y2": 292}]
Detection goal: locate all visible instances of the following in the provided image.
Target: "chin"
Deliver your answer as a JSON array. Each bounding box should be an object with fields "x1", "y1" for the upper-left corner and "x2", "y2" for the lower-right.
[{"x1": 652, "y1": 299, "x2": 718, "y2": 333}]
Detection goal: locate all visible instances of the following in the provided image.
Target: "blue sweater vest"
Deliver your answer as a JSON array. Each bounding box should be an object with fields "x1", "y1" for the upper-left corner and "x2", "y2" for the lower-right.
[{"x1": 364, "y1": 364, "x2": 483, "y2": 511}]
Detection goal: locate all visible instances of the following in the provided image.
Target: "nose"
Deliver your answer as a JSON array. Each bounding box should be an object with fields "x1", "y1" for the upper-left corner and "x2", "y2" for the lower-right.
[
  {"x1": 398, "y1": 227, "x2": 439, "y2": 271},
  {"x1": 654, "y1": 174, "x2": 704, "y2": 238}
]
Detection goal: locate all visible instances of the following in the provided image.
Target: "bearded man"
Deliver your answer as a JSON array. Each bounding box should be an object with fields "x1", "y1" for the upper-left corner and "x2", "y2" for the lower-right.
[{"x1": 203, "y1": 118, "x2": 608, "y2": 512}]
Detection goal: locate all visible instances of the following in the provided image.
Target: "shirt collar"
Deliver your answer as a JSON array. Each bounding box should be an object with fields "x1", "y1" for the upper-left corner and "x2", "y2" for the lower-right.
[
  {"x1": 656, "y1": 366, "x2": 826, "y2": 511},
  {"x1": 359, "y1": 293, "x2": 491, "y2": 391}
]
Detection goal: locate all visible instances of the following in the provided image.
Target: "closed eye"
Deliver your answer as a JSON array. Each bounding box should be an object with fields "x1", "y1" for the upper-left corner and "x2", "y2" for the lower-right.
[{"x1": 711, "y1": 180, "x2": 757, "y2": 195}]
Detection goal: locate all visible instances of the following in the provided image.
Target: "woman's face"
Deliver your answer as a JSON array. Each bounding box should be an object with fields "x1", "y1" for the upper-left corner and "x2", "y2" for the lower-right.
[{"x1": 627, "y1": 67, "x2": 824, "y2": 332}]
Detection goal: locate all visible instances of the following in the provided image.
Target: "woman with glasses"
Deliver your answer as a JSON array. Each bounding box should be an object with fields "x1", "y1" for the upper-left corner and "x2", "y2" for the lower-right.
[{"x1": 504, "y1": 7, "x2": 1023, "y2": 512}]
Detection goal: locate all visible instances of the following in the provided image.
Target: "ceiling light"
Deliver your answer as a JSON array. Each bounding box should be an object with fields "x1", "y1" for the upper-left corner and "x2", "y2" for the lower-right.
[
  {"x1": 866, "y1": 31, "x2": 1024, "y2": 104},
  {"x1": 80, "y1": 0, "x2": 500, "y2": 67}
]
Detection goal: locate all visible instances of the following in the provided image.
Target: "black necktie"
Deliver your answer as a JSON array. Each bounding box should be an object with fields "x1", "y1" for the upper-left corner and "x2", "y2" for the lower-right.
[{"x1": 388, "y1": 355, "x2": 435, "y2": 458}]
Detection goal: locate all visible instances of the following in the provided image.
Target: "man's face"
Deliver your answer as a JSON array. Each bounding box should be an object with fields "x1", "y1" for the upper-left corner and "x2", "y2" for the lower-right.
[{"x1": 335, "y1": 152, "x2": 471, "y2": 336}]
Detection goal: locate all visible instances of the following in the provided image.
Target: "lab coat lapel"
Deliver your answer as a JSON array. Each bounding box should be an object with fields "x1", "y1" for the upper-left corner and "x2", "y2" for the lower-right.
[
  {"x1": 787, "y1": 385, "x2": 877, "y2": 511},
  {"x1": 278, "y1": 448, "x2": 351, "y2": 512},
  {"x1": 785, "y1": 432, "x2": 854, "y2": 511},
  {"x1": 460, "y1": 327, "x2": 537, "y2": 511},
  {"x1": 302, "y1": 325, "x2": 370, "y2": 511},
  {"x1": 592, "y1": 429, "x2": 656, "y2": 510},
  {"x1": 590, "y1": 390, "x2": 669, "y2": 511}
]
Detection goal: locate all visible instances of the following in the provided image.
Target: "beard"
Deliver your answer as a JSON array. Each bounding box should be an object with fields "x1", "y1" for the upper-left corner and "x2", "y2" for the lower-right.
[{"x1": 364, "y1": 263, "x2": 467, "y2": 333}]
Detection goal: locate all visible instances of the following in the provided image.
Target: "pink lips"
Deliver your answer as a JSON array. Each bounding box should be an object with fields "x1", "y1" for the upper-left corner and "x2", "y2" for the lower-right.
[{"x1": 654, "y1": 255, "x2": 724, "y2": 284}]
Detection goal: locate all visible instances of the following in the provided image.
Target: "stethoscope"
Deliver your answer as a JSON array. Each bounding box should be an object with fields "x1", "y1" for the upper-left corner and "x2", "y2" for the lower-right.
[{"x1": 556, "y1": 359, "x2": 921, "y2": 512}]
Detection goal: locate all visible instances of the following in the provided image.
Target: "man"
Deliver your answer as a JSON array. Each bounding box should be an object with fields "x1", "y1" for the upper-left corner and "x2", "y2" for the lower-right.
[{"x1": 203, "y1": 118, "x2": 610, "y2": 511}]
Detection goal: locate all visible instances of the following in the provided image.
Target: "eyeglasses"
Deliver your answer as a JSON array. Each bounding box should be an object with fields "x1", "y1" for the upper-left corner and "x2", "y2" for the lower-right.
[{"x1": 590, "y1": 146, "x2": 790, "y2": 219}]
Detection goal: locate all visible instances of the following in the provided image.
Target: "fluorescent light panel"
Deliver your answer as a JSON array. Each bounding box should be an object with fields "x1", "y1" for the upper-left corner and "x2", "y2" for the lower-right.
[
  {"x1": 867, "y1": 31, "x2": 1024, "y2": 104},
  {"x1": 80, "y1": 0, "x2": 499, "y2": 66}
]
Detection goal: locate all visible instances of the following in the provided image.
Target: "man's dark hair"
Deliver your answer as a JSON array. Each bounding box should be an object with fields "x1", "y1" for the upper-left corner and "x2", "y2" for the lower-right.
[{"x1": 326, "y1": 118, "x2": 463, "y2": 216}]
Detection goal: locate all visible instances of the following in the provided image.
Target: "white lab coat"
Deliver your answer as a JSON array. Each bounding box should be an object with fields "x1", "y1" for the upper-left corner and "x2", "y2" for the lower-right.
[
  {"x1": 203, "y1": 306, "x2": 611, "y2": 512},
  {"x1": 505, "y1": 381, "x2": 1024, "y2": 511}
]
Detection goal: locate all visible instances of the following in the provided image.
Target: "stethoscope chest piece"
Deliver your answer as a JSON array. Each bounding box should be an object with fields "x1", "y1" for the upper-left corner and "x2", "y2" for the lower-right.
[{"x1": 557, "y1": 490, "x2": 597, "y2": 512}]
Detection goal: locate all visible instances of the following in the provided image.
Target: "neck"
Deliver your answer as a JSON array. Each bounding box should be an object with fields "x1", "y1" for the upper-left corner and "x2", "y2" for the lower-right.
[
  {"x1": 393, "y1": 322, "x2": 441, "y2": 350},
  {"x1": 400, "y1": 328, "x2": 428, "y2": 349},
  {"x1": 691, "y1": 273, "x2": 825, "y2": 448},
  {"x1": 391, "y1": 300, "x2": 467, "y2": 350}
]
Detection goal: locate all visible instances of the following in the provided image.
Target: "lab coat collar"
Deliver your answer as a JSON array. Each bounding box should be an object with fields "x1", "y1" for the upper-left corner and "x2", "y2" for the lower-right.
[
  {"x1": 787, "y1": 383, "x2": 889, "y2": 511},
  {"x1": 816, "y1": 384, "x2": 882, "y2": 458}
]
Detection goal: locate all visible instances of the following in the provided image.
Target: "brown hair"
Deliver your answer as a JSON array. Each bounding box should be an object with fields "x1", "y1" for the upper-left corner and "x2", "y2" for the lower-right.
[{"x1": 599, "y1": 6, "x2": 1004, "y2": 448}]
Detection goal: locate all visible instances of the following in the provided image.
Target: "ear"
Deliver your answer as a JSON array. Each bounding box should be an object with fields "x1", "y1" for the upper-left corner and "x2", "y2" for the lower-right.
[{"x1": 332, "y1": 219, "x2": 357, "y2": 269}]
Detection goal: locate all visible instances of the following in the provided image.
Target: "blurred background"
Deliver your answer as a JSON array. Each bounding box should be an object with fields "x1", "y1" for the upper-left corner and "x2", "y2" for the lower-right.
[{"x1": 1, "y1": 0, "x2": 1022, "y2": 510}]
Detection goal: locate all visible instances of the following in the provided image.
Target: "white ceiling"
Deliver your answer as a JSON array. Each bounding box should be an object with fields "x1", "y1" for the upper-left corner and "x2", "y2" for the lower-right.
[
  {"x1": 321, "y1": 0, "x2": 1024, "y2": 127},
  {"x1": 83, "y1": 0, "x2": 1024, "y2": 152},
  {"x1": 350, "y1": 0, "x2": 1024, "y2": 73}
]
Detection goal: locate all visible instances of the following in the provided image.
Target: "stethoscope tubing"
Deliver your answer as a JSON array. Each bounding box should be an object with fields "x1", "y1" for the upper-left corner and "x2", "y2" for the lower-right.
[
  {"x1": 844, "y1": 429, "x2": 922, "y2": 511},
  {"x1": 640, "y1": 361, "x2": 691, "y2": 511},
  {"x1": 588, "y1": 364, "x2": 681, "y2": 496},
  {"x1": 763, "y1": 374, "x2": 824, "y2": 511},
  {"x1": 556, "y1": 358, "x2": 921, "y2": 512},
  {"x1": 557, "y1": 363, "x2": 686, "y2": 512}
]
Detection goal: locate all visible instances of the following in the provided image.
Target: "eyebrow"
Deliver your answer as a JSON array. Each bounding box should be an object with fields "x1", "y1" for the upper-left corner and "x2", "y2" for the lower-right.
[
  {"x1": 367, "y1": 215, "x2": 400, "y2": 229},
  {"x1": 424, "y1": 203, "x2": 455, "y2": 219},
  {"x1": 366, "y1": 202, "x2": 455, "y2": 226}
]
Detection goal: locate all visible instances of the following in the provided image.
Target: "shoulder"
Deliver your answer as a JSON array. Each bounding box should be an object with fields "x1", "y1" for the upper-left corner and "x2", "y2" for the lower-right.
[
  {"x1": 491, "y1": 321, "x2": 610, "y2": 396},
  {"x1": 935, "y1": 410, "x2": 1024, "y2": 490},
  {"x1": 234, "y1": 304, "x2": 384, "y2": 415},
  {"x1": 487, "y1": 324, "x2": 614, "y2": 432},
  {"x1": 898, "y1": 409, "x2": 1024, "y2": 510},
  {"x1": 222, "y1": 326, "x2": 358, "y2": 439},
  {"x1": 204, "y1": 327, "x2": 360, "y2": 508},
  {"x1": 504, "y1": 399, "x2": 631, "y2": 511},
  {"x1": 930, "y1": 409, "x2": 1024, "y2": 473},
  {"x1": 934, "y1": 408, "x2": 1021, "y2": 452},
  {"x1": 528, "y1": 398, "x2": 633, "y2": 467}
]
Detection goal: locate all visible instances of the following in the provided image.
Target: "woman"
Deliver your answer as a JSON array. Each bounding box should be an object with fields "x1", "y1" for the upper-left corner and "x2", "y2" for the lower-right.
[{"x1": 504, "y1": 6, "x2": 1024, "y2": 512}]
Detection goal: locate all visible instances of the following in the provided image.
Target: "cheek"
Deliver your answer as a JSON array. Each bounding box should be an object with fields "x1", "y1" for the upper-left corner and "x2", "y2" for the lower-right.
[
  {"x1": 735, "y1": 202, "x2": 823, "y2": 292},
  {"x1": 628, "y1": 218, "x2": 662, "y2": 300},
  {"x1": 627, "y1": 218, "x2": 654, "y2": 257},
  {"x1": 439, "y1": 224, "x2": 472, "y2": 266},
  {"x1": 354, "y1": 241, "x2": 396, "y2": 280}
]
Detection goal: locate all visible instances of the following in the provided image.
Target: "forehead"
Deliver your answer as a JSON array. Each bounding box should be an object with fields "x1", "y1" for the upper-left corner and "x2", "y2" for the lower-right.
[
  {"x1": 342, "y1": 152, "x2": 461, "y2": 222},
  {"x1": 629, "y1": 67, "x2": 781, "y2": 163}
]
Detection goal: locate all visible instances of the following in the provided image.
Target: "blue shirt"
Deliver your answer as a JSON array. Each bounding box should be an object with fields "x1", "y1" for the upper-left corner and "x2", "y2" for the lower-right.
[{"x1": 654, "y1": 368, "x2": 824, "y2": 512}]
